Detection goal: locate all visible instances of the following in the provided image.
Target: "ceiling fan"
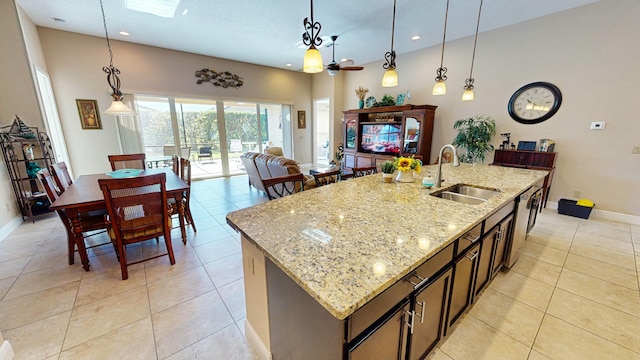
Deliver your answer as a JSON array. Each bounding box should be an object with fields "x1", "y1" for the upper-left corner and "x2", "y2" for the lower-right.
[{"x1": 326, "y1": 35, "x2": 364, "y2": 76}]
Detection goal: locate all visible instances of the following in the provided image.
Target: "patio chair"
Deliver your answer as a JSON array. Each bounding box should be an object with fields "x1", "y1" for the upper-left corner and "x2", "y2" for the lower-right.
[
  {"x1": 198, "y1": 147, "x2": 212, "y2": 162},
  {"x1": 229, "y1": 139, "x2": 243, "y2": 153}
]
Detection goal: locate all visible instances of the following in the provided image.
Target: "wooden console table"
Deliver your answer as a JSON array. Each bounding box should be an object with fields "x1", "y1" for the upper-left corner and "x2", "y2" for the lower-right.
[{"x1": 491, "y1": 149, "x2": 557, "y2": 211}]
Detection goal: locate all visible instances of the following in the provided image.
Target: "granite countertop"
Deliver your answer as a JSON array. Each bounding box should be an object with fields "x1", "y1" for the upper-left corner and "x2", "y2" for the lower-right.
[{"x1": 226, "y1": 163, "x2": 547, "y2": 320}]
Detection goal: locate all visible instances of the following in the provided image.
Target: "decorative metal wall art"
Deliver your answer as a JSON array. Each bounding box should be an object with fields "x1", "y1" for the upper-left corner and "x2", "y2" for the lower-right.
[{"x1": 195, "y1": 68, "x2": 244, "y2": 88}]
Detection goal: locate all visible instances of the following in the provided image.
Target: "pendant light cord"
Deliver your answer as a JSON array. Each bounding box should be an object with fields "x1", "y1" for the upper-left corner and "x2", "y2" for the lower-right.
[
  {"x1": 468, "y1": 0, "x2": 483, "y2": 79},
  {"x1": 390, "y1": 0, "x2": 396, "y2": 53},
  {"x1": 99, "y1": 0, "x2": 114, "y2": 67},
  {"x1": 438, "y1": 0, "x2": 450, "y2": 69}
]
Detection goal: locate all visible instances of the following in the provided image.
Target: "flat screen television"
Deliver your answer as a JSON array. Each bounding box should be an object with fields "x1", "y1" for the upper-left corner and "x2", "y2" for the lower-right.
[{"x1": 360, "y1": 123, "x2": 401, "y2": 156}]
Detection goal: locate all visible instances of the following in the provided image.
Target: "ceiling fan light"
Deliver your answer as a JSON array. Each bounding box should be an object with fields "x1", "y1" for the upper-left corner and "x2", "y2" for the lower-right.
[
  {"x1": 462, "y1": 89, "x2": 475, "y2": 101},
  {"x1": 327, "y1": 68, "x2": 339, "y2": 76},
  {"x1": 432, "y1": 80, "x2": 447, "y2": 95},
  {"x1": 382, "y1": 68, "x2": 398, "y2": 87},
  {"x1": 303, "y1": 47, "x2": 323, "y2": 73},
  {"x1": 104, "y1": 100, "x2": 136, "y2": 115}
]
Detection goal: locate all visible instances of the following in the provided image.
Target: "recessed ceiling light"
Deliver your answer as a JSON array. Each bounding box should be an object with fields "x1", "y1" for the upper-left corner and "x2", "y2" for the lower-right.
[
  {"x1": 182, "y1": 9, "x2": 188, "y2": 16},
  {"x1": 119, "y1": 31, "x2": 130, "y2": 36},
  {"x1": 411, "y1": 35, "x2": 421, "y2": 40},
  {"x1": 286, "y1": 63, "x2": 292, "y2": 67},
  {"x1": 53, "y1": 17, "x2": 66, "y2": 23},
  {"x1": 340, "y1": 58, "x2": 348, "y2": 62}
]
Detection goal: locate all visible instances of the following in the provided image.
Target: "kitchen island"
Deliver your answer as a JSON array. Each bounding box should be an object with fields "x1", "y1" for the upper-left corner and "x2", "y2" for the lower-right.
[{"x1": 226, "y1": 163, "x2": 547, "y2": 360}]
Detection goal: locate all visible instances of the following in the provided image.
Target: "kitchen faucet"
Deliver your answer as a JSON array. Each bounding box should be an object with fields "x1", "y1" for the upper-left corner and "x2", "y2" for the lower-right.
[{"x1": 435, "y1": 144, "x2": 460, "y2": 188}]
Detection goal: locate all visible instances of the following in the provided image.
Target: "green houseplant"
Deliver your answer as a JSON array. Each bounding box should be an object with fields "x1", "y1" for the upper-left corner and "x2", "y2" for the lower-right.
[
  {"x1": 380, "y1": 160, "x2": 396, "y2": 183},
  {"x1": 452, "y1": 115, "x2": 496, "y2": 164}
]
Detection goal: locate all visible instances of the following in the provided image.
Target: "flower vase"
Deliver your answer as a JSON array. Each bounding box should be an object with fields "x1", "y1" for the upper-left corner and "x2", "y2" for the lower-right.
[
  {"x1": 395, "y1": 170, "x2": 415, "y2": 183},
  {"x1": 358, "y1": 100, "x2": 364, "y2": 109}
]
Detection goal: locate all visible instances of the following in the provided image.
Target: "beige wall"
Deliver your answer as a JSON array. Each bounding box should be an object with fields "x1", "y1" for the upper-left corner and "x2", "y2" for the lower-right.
[
  {"x1": 0, "y1": 0, "x2": 45, "y2": 224},
  {"x1": 37, "y1": 28, "x2": 314, "y2": 175},
  {"x1": 341, "y1": 0, "x2": 639, "y2": 216}
]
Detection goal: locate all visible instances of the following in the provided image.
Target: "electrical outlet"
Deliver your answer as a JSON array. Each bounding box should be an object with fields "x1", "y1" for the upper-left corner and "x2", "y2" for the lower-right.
[
  {"x1": 590, "y1": 121, "x2": 606, "y2": 130},
  {"x1": 573, "y1": 190, "x2": 582, "y2": 198},
  {"x1": 632, "y1": 146, "x2": 640, "y2": 154}
]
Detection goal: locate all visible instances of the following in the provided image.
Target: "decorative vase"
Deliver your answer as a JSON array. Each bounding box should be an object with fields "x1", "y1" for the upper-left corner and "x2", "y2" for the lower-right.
[
  {"x1": 382, "y1": 173, "x2": 394, "y2": 183},
  {"x1": 358, "y1": 100, "x2": 364, "y2": 109},
  {"x1": 395, "y1": 170, "x2": 415, "y2": 183}
]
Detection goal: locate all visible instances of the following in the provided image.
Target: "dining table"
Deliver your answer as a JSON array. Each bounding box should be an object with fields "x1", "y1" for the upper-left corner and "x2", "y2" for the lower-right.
[{"x1": 49, "y1": 168, "x2": 189, "y2": 271}]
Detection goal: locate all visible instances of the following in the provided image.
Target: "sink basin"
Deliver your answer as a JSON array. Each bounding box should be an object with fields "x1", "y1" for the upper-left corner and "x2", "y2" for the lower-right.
[{"x1": 430, "y1": 184, "x2": 500, "y2": 205}]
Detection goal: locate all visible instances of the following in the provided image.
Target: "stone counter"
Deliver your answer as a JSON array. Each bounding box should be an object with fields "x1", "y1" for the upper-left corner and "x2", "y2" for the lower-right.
[{"x1": 226, "y1": 163, "x2": 547, "y2": 320}]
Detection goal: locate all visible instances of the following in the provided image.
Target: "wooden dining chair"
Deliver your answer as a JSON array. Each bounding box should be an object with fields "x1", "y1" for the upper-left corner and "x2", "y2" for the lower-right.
[
  {"x1": 37, "y1": 169, "x2": 110, "y2": 266},
  {"x1": 352, "y1": 165, "x2": 378, "y2": 178},
  {"x1": 169, "y1": 157, "x2": 196, "y2": 233},
  {"x1": 172, "y1": 155, "x2": 180, "y2": 176},
  {"x1": 108, "y1": 153, "x2": 146, "y2": 171},
  {"x1": 50, "y1": 161, "x2": 73, "y2": 192},
  {"x1": 98, "y1": 173, "x2": 175, "y2": 280},
  {"x1": 313, "y1": 169, "x2": 341, "y2": 187},
  {"x1": 261, "y1": 173, "x2": 305, "y2": 200}
]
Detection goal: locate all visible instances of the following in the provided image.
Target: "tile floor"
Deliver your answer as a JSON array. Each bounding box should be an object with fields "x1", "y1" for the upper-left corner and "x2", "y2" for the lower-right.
[{"x1": 0, "y1": 175, "x2": 638, "y2": 359}]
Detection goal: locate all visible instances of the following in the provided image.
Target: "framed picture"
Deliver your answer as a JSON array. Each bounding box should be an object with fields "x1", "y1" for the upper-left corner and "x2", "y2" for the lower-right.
[
  {"x1": 76, "y1": 99, "x2": 102, "y2": 129},
  {"x1": 297, "y1": 110, "x2": 306, "y2": 129}
]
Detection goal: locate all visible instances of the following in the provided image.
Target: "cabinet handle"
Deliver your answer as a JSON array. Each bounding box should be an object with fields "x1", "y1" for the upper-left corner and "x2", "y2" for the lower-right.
[
  {"x1": 466, "y1": 251, "x2": 479, "y2": 261},
  {"x1": 415, "y1": 301, "x2": 426, "y2": 324},
  {"x1": 495, "y1": 229, "x2": 502, "y2": 242},
  {"x1": 405, "y1": 310, "x2": 415, "y2": 335},
  {"x1": 462, "y1": 232, "x2": 480, "y2": 244},
  {"x1": 407, "y1": 273, "x2": 430, "y2": 290}
]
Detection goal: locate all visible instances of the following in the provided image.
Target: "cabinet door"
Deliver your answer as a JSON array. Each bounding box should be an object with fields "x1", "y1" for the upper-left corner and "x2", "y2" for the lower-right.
[
  {"x1": 474, "y1": 228, "x2": 498, "y2": 298},
  {"x1": 492, "y1": 215, "x2": 513, "y2": 277},
  {"x1": 345, "y1": 115, "x2": 358, "y2": 150},
  {"x1": 408, "y1": 267, "x2": 452, "y2": 360},
  {"x1": 349, "y1": 300, "x2": 410, "y2": 360},
  {"x1": 447, "y1": 243, "x2": 480, "y2": 330}
]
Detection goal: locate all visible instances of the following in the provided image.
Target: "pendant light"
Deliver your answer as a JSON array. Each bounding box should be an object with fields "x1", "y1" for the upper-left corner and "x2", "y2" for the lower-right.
[
  {"x1": 382, "y1": 0, "x2": 398, "y2": 87},
  {"x1": 99, "y1": 0, "x2": 135, "y2": 115},
  {"x1": 462, "y1": 0, "x2": 484, "y2": 101},
  {"x1": 302, "y1": 0, "x2": 323, "y2": 74},
  {"x1": 432, "y1": 0, "x2": 450, "y2": 96}
]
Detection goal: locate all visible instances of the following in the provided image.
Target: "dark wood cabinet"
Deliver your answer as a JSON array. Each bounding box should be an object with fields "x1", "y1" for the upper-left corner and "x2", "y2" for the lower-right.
[
  {"x1": 343, "y1": 105, "x2": 436, "y2": 170},
  {"x1": 474, "y1": 214, "x2": 513, "y2": 298},
  {"x1": 447, "y1": 242, "x2": 480, "y2": 330},
  {"x1": 492, "y1": 149, "x2": 556, "y2": 210}
]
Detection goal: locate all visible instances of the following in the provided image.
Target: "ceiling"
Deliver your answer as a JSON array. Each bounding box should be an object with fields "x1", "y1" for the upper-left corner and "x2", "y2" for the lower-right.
[{"x1": 16, "y1": 0, "x2": 598, "y2": 72}]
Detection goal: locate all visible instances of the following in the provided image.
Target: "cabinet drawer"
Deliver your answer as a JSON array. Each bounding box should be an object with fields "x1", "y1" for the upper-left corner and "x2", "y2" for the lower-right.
[
  {"x1": 455, "y1": 223, "x2": 482, "y2": 257},
  {"x1": 347, "y1": 242, "x2": 454, "y2": 341}
]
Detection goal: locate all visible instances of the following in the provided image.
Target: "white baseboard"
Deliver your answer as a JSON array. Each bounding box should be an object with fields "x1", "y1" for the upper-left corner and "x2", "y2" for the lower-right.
[
  {"x1": 545, "y1": 201, "x2": 640, "y2": 225},
  {"x1": 0, "y1": 340, "x2": 15, "y2": 360},
  {"x1": 0, "y1": 216, "x2": 23, "y2": 244},
  {"x1": 244, "y1": 320, "x2": 272, "y2": 360}
]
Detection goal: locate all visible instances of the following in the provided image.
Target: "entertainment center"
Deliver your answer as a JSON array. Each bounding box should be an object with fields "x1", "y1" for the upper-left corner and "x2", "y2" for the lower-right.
[{"x1": 342, "y1": 104, "x2": 437, "y2": 169}]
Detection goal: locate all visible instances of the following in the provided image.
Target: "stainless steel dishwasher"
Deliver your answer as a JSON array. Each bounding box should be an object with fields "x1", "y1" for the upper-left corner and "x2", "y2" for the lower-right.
[{"x1": 505, "y1": 183, "x2": 542, "y2": 268}]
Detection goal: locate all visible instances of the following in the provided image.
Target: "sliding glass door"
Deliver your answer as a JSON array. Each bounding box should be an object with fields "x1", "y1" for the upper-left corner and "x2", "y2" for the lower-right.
[{"x1": 133, "y1": 95, "x2": 291, "y2": 179}]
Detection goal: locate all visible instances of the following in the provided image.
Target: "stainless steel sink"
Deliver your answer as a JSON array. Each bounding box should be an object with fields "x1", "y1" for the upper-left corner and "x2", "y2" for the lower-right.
[{"x1": 430, "y1": 184, "x2": 500, "y2": 205}]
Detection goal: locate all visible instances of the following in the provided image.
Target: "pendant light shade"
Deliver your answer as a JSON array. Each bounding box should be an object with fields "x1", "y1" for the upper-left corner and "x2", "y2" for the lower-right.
[
  {"x1": 303, "y1": 46, "x2": 324, "y2": 73},
  {"x1": 433, "y1": 0, "x2": 450, "y2": 95},
  {"x1": 381, "y1": 0, "x2": 399, "y2": 87},
  {"x1": 99, "y1": 0, "x2": 135, "y2": 116},
  {"x1": 382, "y1": 69, "x2": 398, "y2": 87},
  {"x1": 302, "y1": 0, "x2": 323, "y2": 74},
  {"x1": 462, "y1": 0, "x2": 484, "y2": 101}
]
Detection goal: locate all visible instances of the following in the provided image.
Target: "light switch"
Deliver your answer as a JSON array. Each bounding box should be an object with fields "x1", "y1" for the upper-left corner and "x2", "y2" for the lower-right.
[{"x1": 590, "y1": 121, "x2": 606, "y2": 130}]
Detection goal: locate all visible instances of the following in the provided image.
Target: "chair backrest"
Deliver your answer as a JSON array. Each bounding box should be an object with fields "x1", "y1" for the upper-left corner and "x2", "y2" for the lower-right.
[
  {"x1": 181, "y1": 147, "x2": 190, "y2": 159},
  {"x1": 229, "y1": 139, "x2": 243, "y2": 152},
  {"x1": 98, "y1": 173, "x2": 169, "y2": 243},
  {"x1": 108, "y1": 153, "x2": 146, "y2": 171},
  {"x1": 264, "y1": 146, "x2": 283, "y2": 157},
  {"x1": 37, "y1": 168, "x2": 61, "y2": 202},
  {"x1": 313, "y1": 169, "x2": 341, "y2": 187},
  {"x1": 180, "y1": 157, "x2": 192, "y2": 185},
  {"x1": 172, "y1": 155, "x2": 180, "y2": 175},
  {"x1": 262, "y1": 173, "x2": 305, "y2": 200},
  {"x1": 198, "y1": 147, "x2": 211, "y2": 155},
  {"x1": 254, "y1": 153, "x2": 273, "y2": 180},
  {"x1": 433, "y1": 151, "x2": 453, "y2": 165},
  {"x1": 352, "y1": 165, "x2": 377, "y2": 178},
  {"x1": 50, "y1": 162, "x2": 73, "y2": 192}
]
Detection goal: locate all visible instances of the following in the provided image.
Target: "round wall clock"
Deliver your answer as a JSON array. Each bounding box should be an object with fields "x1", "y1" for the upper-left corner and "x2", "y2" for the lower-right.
[{"x1": 507, "y1": 82, "x2": 562, "y2": 124}]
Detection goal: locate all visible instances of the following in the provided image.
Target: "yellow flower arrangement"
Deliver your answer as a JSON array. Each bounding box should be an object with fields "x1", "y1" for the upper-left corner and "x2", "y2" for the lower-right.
[{"x1": 394, "y1": 156, "x2": 421, "y2": 173}]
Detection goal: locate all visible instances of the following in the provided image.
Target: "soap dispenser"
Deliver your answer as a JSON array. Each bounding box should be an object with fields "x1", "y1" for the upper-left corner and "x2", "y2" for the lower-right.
[{"x1": 422, "y1": 171, "x2": 435, "y2": 188}]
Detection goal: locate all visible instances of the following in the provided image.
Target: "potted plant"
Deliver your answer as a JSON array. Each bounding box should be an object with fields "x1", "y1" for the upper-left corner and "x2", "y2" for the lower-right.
[
  {"x1": 380, "y1": 160, "x2": 396, "y2": 183},
  {"x1": 393, "y1": 156, "x2": 421, "y2": 183},
  {"x1": 452, "y1": 114, "x2": 496, "y2": 164}
]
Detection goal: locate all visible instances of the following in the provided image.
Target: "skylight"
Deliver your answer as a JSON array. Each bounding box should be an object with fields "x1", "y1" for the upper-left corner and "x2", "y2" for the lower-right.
[{"x1": 125, "y1": 0, "x2": 180, "y2": 18}]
